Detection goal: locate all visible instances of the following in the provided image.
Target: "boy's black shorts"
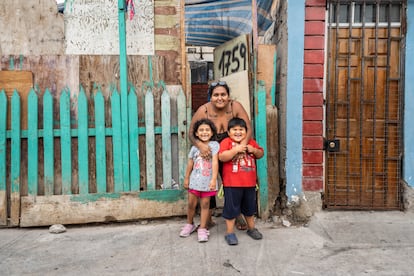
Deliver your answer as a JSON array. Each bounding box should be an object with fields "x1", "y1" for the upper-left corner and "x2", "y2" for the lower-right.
[{"x1": 222, "y1": 187, "x2": 256, "y2": 219}]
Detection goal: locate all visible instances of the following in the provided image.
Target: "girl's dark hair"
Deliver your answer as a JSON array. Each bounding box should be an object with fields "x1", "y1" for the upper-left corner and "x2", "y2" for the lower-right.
[
  {"x1": 193, "y1": 118, "x2": 217, "y2": 141},
  {"x1": 207, "y1": 81, "x2": 230, "y2": 100},
  {"x1": 227, "y1": 117, "x2": 247, "y2": 131}
]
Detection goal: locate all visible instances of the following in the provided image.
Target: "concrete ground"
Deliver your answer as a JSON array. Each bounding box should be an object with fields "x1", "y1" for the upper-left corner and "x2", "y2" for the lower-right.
[{"x1": 1, "y1": 210, "x2": 414, "y2": 276}]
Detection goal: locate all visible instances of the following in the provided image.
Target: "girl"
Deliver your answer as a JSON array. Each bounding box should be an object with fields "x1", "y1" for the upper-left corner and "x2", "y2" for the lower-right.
[{"x1": 180, "y1": 118, "x2": 219, "y2": 242}]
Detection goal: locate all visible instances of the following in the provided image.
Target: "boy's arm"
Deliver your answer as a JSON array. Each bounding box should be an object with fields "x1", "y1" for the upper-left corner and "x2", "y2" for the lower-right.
[
  {"x1": 246, "y1": 141, "x2": 264, "y2": 159},
  {"x1": 247, "y1": 146, "x2": 264, "y2": 159},
  {"x1": 219, "y1": 143, "x2": 246, "y2": 162}
]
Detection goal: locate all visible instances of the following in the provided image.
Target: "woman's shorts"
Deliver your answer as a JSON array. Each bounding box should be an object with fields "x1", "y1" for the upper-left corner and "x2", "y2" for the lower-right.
[{"x1": 222, "y1": 187, "x2": 257, "y2": 219}]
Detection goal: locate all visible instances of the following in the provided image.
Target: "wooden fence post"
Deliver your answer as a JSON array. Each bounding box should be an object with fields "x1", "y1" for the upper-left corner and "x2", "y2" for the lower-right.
[
  {"x1": 60, "y1": 89, "x2": 72, "y2": 194},
  {"x1": 0, "y1": 90, "x2": 7, "y2": 225},
  {"x1": 43, "y1": 89, "x2": 54, "y2": 195},
  {"x1": 128, "y1": 86, "x2": 140, "y2": 191},
  {"x1": 255, "y1": 81, "x2": 269, "y2": 217},
  {"x1": 10, "y1": 90, "x2": 21, "y2": 226},
  {"x1": 161, "y1": 85, "x2": 172, "y2": 188},
  {"x1": 78, "y1": 87, "x2": 89, "y2": 194},
  {"x1": 95, "y1": 89, "x2": 107, "y2": 193},
  {"x1": 28, "y1": 89, "x2": 38, "y2": 195},
  {"x1": 112, "y1": 89, "x2": 123, "y2": 192},
  {"x1": 177, "y1": 87, "x2": 187, "y2": 186}
]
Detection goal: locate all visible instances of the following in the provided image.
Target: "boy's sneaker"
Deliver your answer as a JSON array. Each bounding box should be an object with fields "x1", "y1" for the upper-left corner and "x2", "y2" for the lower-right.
[
  {"x1": 179, "y1": 224, "x2": 197, "y2": 237},
  {"x1": 246, "y1": 228, "x2": 263, "y2": 240},
  {"x1": 224, "y1": 233, "x2": 238, "y2": 245},
  {"x1": 197, "y1": 228, "x2": 209, "y2": 242}
]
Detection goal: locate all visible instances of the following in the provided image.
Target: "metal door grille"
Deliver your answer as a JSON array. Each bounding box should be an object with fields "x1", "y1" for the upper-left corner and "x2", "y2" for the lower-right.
[{"x1": 325, "y1": 0, "x2": 405, "y2": 209}]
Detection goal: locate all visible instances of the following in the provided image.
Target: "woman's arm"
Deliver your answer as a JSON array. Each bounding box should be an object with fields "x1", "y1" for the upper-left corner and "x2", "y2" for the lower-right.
[
  {"x1": 188, "y1": 104, "x2": 210, "y2": 157},
  {"x1": 232, "y1": 101, "x2": 252, "y2": 144}
]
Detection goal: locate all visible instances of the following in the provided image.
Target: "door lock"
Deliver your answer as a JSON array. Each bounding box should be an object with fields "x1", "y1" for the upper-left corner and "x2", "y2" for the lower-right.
[{"x1": 324, "y1": 139, "x2": 340, "y2": 152}]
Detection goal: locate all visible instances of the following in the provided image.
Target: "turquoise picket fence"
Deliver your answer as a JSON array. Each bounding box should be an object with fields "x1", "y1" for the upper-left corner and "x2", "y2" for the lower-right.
[
  {"x1": 0, "y1": 82, "x2": 270, "y2": 227},
  {"x1": 0, "y1": 84, "x2": 188, "y2": 226}
]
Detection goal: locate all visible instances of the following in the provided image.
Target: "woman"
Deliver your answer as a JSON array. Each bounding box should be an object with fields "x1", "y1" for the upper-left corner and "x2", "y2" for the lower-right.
[{"x1": 189, "y1": 81, "x2": 251, "y2": 229}]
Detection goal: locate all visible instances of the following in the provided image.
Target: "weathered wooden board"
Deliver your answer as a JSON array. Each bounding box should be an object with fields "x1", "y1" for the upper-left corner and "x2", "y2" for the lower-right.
[
  {"x1": 267, "y1": 105, "x2": 279, "y2": 209},
  {"x1": 221, "y1": 70, "x2": 251, "y2": 119},
  {"x1": 0, "y1": 70, "x2": 33, "y2": 130},
  {"x1": 214, "y1": 34, "x2": 250, "y2": 79},
  {"x1": 20, "y1": 192, "x2": 187, "y2": 227},
  {"x1": 79, "y1": 55, "x2": 166, "y2": 97},
  {"x1": 258, "y1": 44, "x2": 277, "y2": 105}
]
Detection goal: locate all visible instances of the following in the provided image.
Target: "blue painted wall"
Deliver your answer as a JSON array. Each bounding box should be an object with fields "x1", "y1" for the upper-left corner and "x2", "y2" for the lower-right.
[
  {"x1": 286, "y1": 0, "x2": 305, "y2": 200},
  {"x1": 404, "y1": 1, "x2": 414, "y2": 187}
]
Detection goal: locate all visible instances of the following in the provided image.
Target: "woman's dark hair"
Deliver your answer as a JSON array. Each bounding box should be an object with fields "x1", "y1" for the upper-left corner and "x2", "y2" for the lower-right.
[
  {"x1": 193, "y1": 118, "x2": 217, "y2": 141},
  {"x1": 207, "y1": 80, "x2": 230, "y2": 100},
  {"x1": 227, "y1": 117, "x2": 247, "y2": 131}
]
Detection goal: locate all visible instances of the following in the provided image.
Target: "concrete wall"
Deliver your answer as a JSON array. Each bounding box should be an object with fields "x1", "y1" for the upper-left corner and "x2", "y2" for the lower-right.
[
  {"x1": 403, "y1": 0, "x2": 414, "y2": 210},
  {"x1": 285, "y1": 0, "x2": 305, "y2": 202}
]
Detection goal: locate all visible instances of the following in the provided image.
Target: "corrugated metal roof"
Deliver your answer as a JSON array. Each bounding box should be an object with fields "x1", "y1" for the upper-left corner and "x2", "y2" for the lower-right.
[{"x1": 185, "y1": 0, "x2": 273, "y2": 47}]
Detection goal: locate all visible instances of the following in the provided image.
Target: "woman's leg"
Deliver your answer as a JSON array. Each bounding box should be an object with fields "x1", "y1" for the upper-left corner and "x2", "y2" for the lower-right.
[
  {"x1": 208, "y1": 196, "x2": 217, "y2": 227},
  {"x1": 236, "y1": 214, "x2": 248, "y2": 230}
]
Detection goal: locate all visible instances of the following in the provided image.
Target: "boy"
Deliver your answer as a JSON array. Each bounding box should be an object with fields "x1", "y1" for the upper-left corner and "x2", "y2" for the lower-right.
[{"x1": 218, "y1": 117, "x2": 264, "y2": 245}]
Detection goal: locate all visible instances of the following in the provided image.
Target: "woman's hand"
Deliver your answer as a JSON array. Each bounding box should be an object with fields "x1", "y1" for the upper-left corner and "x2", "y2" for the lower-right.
[{"x1": 198, "y1": 141, "x2": 212, "y2": 159}]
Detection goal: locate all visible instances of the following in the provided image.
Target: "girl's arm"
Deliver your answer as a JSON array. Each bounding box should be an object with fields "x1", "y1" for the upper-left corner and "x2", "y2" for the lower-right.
[
  {"x1": 183, "y1": 158, "x2": 194, "y2": 189},
  {"x1": 209, "y1": 153, "x2": 219, "y2": 190}
]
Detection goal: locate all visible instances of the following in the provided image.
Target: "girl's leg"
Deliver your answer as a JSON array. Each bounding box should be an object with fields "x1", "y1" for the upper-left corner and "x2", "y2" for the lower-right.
[
  {"x1": 187, "y1": 192, "x2": 198, "y2": 224},
  {"x1": 199, "y1": 196, "x2": 210, "y2": 229}
]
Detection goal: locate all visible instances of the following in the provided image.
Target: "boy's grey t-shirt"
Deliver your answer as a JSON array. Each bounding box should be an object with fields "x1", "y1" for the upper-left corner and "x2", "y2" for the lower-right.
[{"x1": 188, "y1": 141, "x2": 219, "y2": 191}]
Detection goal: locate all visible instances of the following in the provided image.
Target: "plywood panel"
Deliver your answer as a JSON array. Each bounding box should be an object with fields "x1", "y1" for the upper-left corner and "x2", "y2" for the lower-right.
[
  {"x1": 0, "y1": 71, "x2": 33, "y2": 130},
  {"x1": 258, "y1": 44, "x2": 277, "y2": 105},
  {"x1": 65, "y1": 0, "x2": 154, "y2": 55},
  {"x1": 221, "y1": 70, "x2": 251, "y2": 119}
]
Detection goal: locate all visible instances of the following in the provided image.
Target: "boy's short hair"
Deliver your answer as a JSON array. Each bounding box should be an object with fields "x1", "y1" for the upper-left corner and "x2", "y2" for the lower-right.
[{"x1": 227, "y1": 117, "x2": 247, "y2": 131}]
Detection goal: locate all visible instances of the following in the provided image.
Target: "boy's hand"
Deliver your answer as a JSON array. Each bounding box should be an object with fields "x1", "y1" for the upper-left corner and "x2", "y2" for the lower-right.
[
  {"x1": 234, "y1": 144, "x2": 247, "y2": 154},
  {"x1": 246, "y1": 145, "x2": 254, "y2": 155}
]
